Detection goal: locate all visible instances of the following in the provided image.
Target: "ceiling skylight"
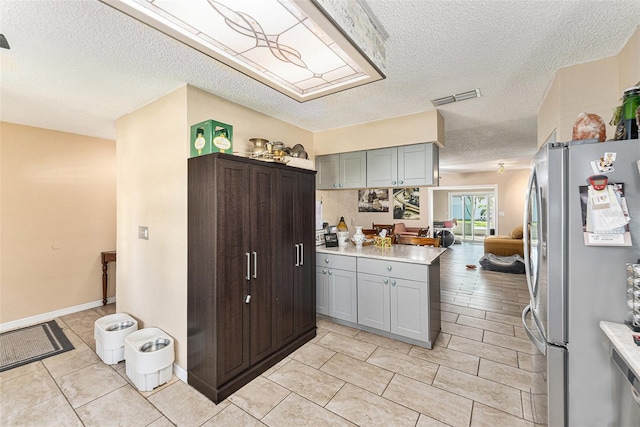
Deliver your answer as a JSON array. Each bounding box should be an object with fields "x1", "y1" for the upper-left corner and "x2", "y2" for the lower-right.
[{"x1": 101, "y1": 0, "x2": 386, "y2": 102}]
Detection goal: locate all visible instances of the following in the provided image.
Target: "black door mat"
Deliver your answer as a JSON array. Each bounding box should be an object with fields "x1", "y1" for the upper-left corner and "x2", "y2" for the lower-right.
[{"x1": 0, "y1": 320, "x2": 74, "y2": 372}]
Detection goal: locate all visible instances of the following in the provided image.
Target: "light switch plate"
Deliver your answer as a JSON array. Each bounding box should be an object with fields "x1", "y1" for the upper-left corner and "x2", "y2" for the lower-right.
[{"x1": 138, "y1": 226, "x2": 149, "y2": 240}]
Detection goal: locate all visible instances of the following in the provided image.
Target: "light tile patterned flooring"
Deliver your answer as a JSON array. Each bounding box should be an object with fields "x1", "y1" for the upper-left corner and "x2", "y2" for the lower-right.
[{"x1": 0, "y1": 243, "x2": 539, "y2": 426}]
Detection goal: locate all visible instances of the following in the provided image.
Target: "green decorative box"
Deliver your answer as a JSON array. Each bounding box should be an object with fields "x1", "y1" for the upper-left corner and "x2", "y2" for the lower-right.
[{"x1": 190, "y1": 120, "x2": 233, "y2": 157}]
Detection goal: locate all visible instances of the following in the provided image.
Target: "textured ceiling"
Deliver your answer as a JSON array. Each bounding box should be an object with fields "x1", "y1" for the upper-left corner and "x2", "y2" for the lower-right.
[{"x1": 1, "y1": 0, "x2": 639, "y2": 172}]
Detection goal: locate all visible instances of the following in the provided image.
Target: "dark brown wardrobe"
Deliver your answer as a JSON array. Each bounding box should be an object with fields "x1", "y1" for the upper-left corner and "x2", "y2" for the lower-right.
[{"x1": 187, "y1": 153, "x2": 316, "y2": 403}]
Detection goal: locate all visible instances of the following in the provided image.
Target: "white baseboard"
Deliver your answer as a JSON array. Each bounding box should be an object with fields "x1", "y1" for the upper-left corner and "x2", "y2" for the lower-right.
[
  {"x1": 0, "y1": 297, "x2": 117, "y2": 333},
  {"x1": 2, "y1": 298, "x2": 189, "y2": 385},
  {"x1": 173, "y1": 363, "x2": 187, "y2": 383}
]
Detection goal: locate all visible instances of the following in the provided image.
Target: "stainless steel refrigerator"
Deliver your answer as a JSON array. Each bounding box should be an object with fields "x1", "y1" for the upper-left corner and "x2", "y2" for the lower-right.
[{"x1": 522, "y1": 138, "x2": 640, "y2": 426}]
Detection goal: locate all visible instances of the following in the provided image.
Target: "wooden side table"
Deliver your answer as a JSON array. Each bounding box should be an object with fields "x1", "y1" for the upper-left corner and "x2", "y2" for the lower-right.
[{"x1": 101, "y1": 251, "x2": 116, "y2": 305}]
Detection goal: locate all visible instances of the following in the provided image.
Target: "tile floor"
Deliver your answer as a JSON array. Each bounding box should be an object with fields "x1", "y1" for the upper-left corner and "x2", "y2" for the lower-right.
[{"x1": 0, "y1": 243, "x2": 540, "y2": 427}]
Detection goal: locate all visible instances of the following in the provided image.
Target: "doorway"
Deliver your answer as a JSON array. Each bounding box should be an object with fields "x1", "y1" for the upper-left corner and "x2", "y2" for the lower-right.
[
  {"x1": 449, "y1": 192, "x2": 495, "y2": 242},
  {"x1": 428, "y1": 185, "x2": 498, "y2": 244}
]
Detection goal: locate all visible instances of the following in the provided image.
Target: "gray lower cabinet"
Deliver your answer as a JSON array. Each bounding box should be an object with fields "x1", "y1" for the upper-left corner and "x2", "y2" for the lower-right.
[
  {"x1": 316, "y1": 251, "x2": 440, "y2": 348},
  {"x1": 316, "y1": 254, "x2": 357, "y2": 322},
  {"x1": 357, "y1": 258, "x2": 429, "y2": 341}
]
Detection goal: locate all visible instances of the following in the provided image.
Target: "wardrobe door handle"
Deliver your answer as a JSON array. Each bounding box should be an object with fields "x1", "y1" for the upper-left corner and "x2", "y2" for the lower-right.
[
  {"x1": 300, "y1": 243, "x2": 304, "y2": 266},
  {"x1": 295, "y1": 244, "x2": 300, "y2": 266},
  {"x1": 253, "y1": 251, "x2": 257, "y2": 279},
  {"x1": 391, "y1": 280, "x2": 396, "y2": 286},
  {"x1": 383, "y1": 278, "x2": 389, "y2": 285},
  {"x1": 246, "y1": 253, "x2": 250, "y2": 280}
]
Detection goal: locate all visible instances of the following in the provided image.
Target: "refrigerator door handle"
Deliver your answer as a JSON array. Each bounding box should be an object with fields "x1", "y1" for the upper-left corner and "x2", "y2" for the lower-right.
[
  {"x1": 522, "y1": 304, "x2": 546, "y2": 355},
  {"x1": 523, "y1": 169, "x2": 534, "y2": 300},
  {"x1": 523, "y1": 164, "x2": 541, "y2": 302}
]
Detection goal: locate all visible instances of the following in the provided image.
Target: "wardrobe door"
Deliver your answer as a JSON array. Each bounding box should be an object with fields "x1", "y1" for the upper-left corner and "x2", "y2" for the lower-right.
[
  {"x1": 249, "y1": 164, "x2": 278, "y2": 363},
  {"x1": 215, "y1": 158, "x2": 252, "y2": 385},
  {"x1": 294, "y1": 170, "x2": 316, "y2": 335}
]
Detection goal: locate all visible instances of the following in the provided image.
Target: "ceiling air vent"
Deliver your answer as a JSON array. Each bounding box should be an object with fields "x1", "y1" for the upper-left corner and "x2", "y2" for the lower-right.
[{"x1": 431, "y1": 88, "x2": 480, "y2": 106}]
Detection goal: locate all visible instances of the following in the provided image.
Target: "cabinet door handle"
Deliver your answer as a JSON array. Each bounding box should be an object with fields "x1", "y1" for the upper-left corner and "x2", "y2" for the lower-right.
[
  {"x1": 246, "y1": 253, "x2": 251, "y2": 280},
  {"x1": 383, "y1": 278, "x2": 388, "y2": 284},
  {"x1": 295, "y1": 244, "x2": 300, "y2": 266},
  {"x1": 399, "y1": 180, "x2": 403, "y2": 185},
  {"x1": 328, "y1": 270, "x2": 333, "y2": 275},
  {"x1": 387, "y1": 265, "x2": 392, "y2": 271},
  {"x1": 339, "y1": 184, "x2": 344, "y2": 188},
  {"x1": 391, "y1": 280, "x2": 396, "y2": 286},
  {"x1": 325, "y1": 257, "x2": 330, "y2": 264},
  {"x1": 300, "y1": 243, "x2": 304, "y2": 266},
  {"x1": 392, "y1": 180, "x2": 396, "y2": 185},
  {"x1": 253, "y1": 252, "x2": 257, "y2": 279},
  {"x1": 323, "y1": 269, "x2": 327, "y2": 274},
  {"x1": 245, "y1": 295, "x2": 251, "y2": 304},
  {"x1": 333, "y1": 183, "x2": 338, "y2": 188}
]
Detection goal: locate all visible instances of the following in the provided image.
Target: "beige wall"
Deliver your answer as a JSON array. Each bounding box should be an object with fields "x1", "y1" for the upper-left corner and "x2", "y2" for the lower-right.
[
  {"x1": 318, "y1": 168, "x2": 528, "y2": 237},
  {"x1": 186, "y1": 85, "x2": 314, "y2": 157},
  {"x1": 116, "y1": 85, "x2": 314, "y2": 369},
  {"x1": 437, "y1": 169, "x2": 530, "y2": 236},
  {"x1": 318, "y1": 187, "x2": 433, "y2": 232},
  {"x1": 538, "y1": 25, "x2": 640, "y2": 146},
  {"x1": 314, "y1": 110, "x2": 444, "y2": 155},
  {"x1": 618, "y1": 26, "x2": 640, "y2": 94},
  {"x1": 537, "y1": 56, "x2": 619, "y2": 146},
  {"x1": 116, "y1": 86, "x2": 188, "y2": 367},
  {"x1": 1, "y1": 122, "x2": 116, "y2": 323}
]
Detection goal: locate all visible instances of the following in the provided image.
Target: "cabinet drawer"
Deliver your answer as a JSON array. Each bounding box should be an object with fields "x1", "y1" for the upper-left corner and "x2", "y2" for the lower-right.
[
  {"x1": 357, "y1": 258, "x2": 427, "y2": 281},
  {"x1": 316, "y1": 253, "x2": 356, "y2": 271}
]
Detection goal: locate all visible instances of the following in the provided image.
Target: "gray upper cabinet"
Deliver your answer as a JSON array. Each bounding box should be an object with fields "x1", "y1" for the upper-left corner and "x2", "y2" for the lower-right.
[
  {"x1": 398, "y1": 143, "x2": 438, "y2": 187},
  {"x1": 316, "y1": 151, "x2": 367, "y2": 189},
  {"x1": 367, "y1": 143, "x2": 439, "y2": 187},
  {"x1": 366, "y1": 147, "x2": 397, "y2": 187}
]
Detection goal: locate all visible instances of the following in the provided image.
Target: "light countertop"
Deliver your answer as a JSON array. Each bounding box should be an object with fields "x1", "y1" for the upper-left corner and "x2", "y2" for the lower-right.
[
  {"x1": 600, "y1": 321, "x2": 640, "y2": 378},
  {"x1": 316, "y1": 244, "x2": 446, "y2": 266}
]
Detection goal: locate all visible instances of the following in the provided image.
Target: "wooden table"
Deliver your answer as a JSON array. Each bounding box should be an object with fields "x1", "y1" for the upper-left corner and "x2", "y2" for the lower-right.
[
  {"x1": 396, "y1": 235, "x2": 441, "y2": 247},
  {"x1": 101, "y1": 251, "x2": 116, "y2": 305}
]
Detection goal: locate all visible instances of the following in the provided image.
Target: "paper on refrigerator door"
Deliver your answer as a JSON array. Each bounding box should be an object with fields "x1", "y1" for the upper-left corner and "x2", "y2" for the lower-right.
[{"x1": 586, "y1": 185, "x2": 629, "y2": 232}]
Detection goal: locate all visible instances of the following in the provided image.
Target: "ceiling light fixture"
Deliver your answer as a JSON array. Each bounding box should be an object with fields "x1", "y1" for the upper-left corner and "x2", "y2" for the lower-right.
[
  {"x1": 100, "y1": 0, "x2": 386, "y2": 102},
  {"x1": 431, "y1": 88, "x2": 481, "y2": 107},
  {"x1": 0, "y1": 34, "x2": 10, "y2": 50},
  {"x1": 497, "y1": 163, "x2": 505, "y2": 174}
]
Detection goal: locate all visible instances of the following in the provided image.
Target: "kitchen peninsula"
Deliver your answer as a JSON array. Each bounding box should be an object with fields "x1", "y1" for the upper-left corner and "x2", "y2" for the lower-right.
[{"x1": 316, "y1": 244, "x2": 446, "y2": 349}]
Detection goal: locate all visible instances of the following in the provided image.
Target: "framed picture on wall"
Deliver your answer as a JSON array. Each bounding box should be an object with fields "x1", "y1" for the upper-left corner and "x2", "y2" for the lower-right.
[
  {"x1": 393, "y1": 188, "x2": 420, "y2": 220},
  {"x1": 358, "y1": 189, "x2": 389, "y2": 212}
]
